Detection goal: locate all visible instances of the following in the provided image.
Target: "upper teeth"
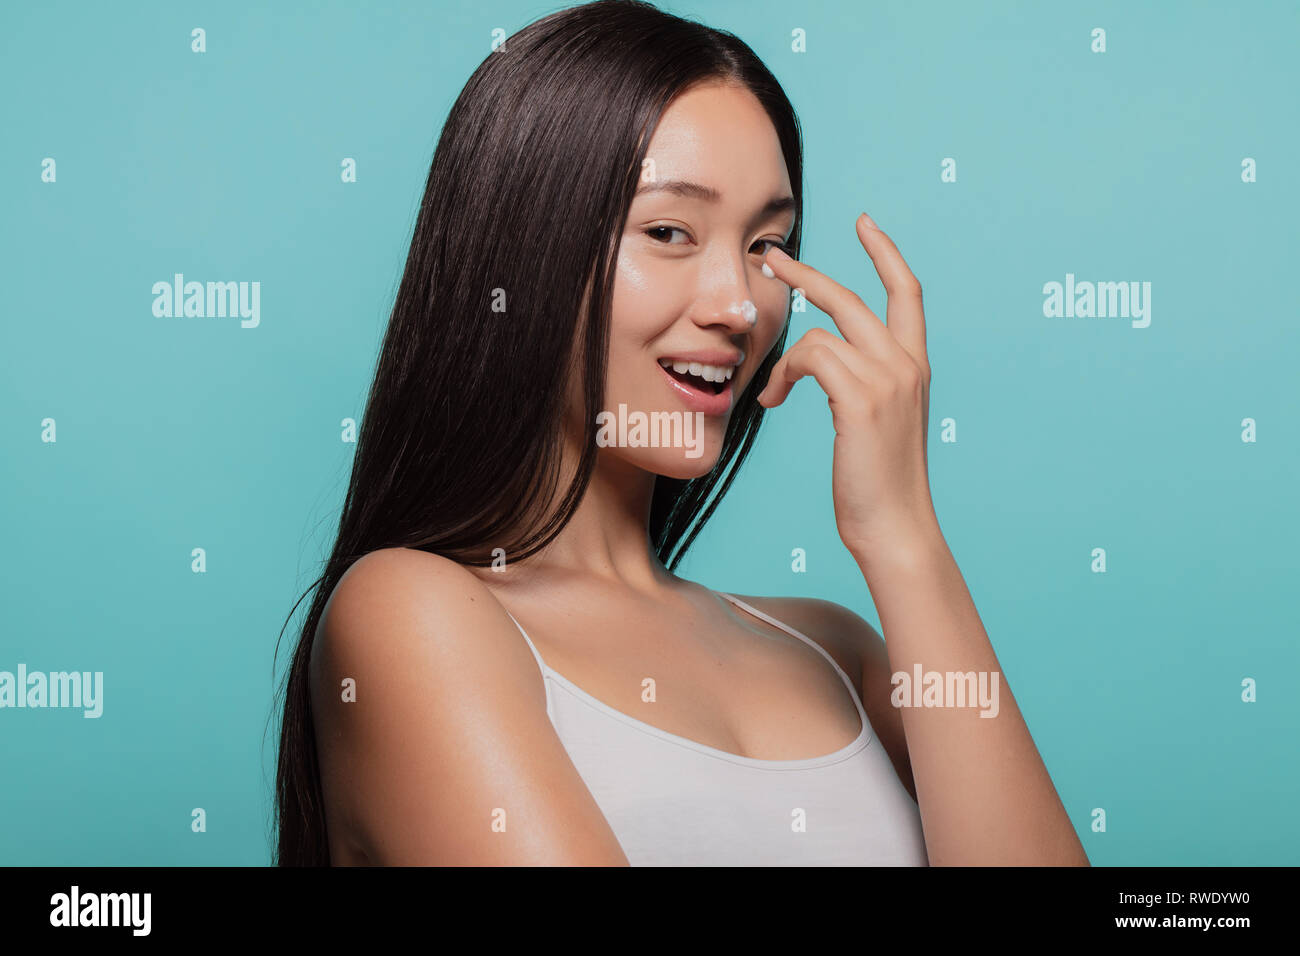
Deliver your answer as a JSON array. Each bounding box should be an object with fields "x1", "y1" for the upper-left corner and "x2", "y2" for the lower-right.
[{"x1": 659, "y1": 359, "x2": 736, "y2": 383}]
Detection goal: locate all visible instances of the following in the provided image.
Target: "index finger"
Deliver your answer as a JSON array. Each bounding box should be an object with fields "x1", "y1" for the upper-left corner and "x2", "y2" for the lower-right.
[
  {"x1": 763, "y1": 241, "x2": 910, "y2": 369},
  {"x1": 763, "y1": 245, "x2": 882, "y2": 354},
  {"x1": 855, "y1": 213, "x2": 928, "y2": 366}
]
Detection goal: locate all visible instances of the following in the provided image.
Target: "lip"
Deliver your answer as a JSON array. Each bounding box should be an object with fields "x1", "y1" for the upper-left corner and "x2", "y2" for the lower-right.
[
  {"x1": 656, "y1": 348, "x2": 745, "y2": 367},
  {"x1": 657, "y1": 359, "x2": 734, "y2": 416}
]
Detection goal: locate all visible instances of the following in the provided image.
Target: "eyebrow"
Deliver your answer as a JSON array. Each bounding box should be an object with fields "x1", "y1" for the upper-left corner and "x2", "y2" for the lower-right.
[{"x1": 634, "y1": 179, "x2": 796, "y2": 223}]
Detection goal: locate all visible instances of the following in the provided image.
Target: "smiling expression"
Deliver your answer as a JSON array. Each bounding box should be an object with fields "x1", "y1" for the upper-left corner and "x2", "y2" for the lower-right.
[{"x1": 581, "y1": 78, "x2": 796, "y2": 479}]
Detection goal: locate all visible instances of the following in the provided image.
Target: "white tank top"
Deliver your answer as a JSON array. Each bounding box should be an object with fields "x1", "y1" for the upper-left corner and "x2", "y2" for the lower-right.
[{"x1": 504, "y1": 591, "x2": 929, "y2": 866}]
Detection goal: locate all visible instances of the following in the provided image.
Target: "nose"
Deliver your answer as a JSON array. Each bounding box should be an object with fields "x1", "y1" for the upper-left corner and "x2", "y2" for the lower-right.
[{"x1": 686, "y1": 251, "x2": 759, "y2": 334}]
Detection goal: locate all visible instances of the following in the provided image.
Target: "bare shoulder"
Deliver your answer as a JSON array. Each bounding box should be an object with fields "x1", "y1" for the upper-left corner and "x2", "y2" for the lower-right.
[
  {"x1": 309, "y1": 547, "x2": 628, "y2": 865},
  {"x1": 318, "y1": 547, "x2": 470, "y2": 631},
  {"x1": 725, "y1": 592, "x2": 915, "y2": 800},
  {"x1": 315, "y1": 547, "x2": 503, "y2": 659},
  {"x1": 312, "y1": 547, "x2": 526, "y2": 712}
]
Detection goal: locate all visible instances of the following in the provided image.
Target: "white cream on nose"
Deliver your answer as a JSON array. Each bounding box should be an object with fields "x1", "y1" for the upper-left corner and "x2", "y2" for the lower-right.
[{"x1": 727, "y1": 299, "x2": 758, "y2": 327}]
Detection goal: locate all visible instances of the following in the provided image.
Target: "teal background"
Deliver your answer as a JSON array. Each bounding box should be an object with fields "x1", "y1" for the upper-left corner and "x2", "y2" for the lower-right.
[{"x1": 2, "y1": 0, "x2": 1296, "y2": 866}]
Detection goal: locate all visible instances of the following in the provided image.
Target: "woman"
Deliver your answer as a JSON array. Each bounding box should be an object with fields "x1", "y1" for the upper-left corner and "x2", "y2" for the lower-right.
[{"x1": 272, "y1": 0, "x2": 1089, "y2": 866}]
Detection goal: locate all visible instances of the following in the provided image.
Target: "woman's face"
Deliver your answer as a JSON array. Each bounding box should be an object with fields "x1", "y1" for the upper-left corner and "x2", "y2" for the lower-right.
[{"x1": 587, "y1": 78, "x2": 795, "y2": 480}]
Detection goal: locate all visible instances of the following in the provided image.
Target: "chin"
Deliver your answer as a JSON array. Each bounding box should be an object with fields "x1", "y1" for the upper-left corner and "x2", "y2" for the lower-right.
[
  {"x1": 594, "y1": 396, "x2": 731, "y2": 479},
  {"x1": 653, "y1": 447, "x2": 724, "y2": 480},
  {"x1": 608, "y1": 441, "x2": 726, "y2": 480}
]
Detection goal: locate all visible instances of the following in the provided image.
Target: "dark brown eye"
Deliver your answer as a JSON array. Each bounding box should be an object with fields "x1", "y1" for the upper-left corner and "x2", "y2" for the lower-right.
[
  {"x1": 754, "y1": 238, "x2": 793, "y2": 256},
  {"x1": 646, "y1": 226, "x2": 689, "y2": 244}
]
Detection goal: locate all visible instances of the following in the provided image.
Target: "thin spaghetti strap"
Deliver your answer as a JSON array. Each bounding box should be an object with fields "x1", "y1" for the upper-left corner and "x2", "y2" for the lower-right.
[
  {"x1": 501, "y1": 609, "x2": 555, "y2": 719},
  {"x1": 503, "y1": 610, "x2": 549, "y2": 673},
  {"x1": 714, "y1": 591, "x2": 869, "y2": 723}
]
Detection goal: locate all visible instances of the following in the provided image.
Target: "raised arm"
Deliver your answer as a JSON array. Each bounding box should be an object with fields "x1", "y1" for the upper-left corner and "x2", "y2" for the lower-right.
[{"x1": 759, "y1": 219, "x2": 1088, "y2": 865}]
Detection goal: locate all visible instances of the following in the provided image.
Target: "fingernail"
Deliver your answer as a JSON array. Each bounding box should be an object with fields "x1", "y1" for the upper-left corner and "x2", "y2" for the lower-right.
[
  {"x1": 761, "y1": 262, "x2": 776, "y2": 278},
  {"x1": 859, "y1": 212, "x2": 878, "y2": 229}
]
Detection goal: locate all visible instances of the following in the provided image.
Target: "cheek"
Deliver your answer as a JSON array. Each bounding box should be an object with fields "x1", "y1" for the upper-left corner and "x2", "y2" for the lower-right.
[
  {"x1": 615, "y1": 246, "x2": 652, "y2": 295},
  {"x1": 753, "y1": 286, "x2": 790, "y2": 352},
  {"x1": 606, "y1": 251, "x2": 668, "y2": 397},
  {"x1": 761, "y1": 276, "x2": 791, "y2": 313},
  {"x1": 610, "y1": 246, "x2": 683, "y2": 343},
  {"x1": 614, "y1": 243, "x2": 681, "y2": 304},
  {"x1": 610, "y1": 255, "x2": 647, "y2": 339}
]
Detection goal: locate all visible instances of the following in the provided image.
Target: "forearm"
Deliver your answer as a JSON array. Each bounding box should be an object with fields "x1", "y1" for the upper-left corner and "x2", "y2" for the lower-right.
[{"x1": 852, "y1": 524, "x2": 1089, "y2": 866}]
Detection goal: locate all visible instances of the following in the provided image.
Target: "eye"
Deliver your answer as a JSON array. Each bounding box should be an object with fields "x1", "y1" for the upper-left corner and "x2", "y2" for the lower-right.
[
  {"x1": 752, "y1": 237, "x2": 794, "y2": 257},
  {"x1": 645, "y1": 225, "x2": 691, "y2": 245}
]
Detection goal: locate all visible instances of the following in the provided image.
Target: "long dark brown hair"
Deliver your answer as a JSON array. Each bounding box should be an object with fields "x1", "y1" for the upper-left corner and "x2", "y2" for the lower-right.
[{"x1": 270, "y1": 0, "x2": 804, "y2": 865}]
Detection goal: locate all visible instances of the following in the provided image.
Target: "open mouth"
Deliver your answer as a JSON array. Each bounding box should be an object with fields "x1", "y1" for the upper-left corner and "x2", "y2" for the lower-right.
[{"x1": 657, "y1": 358, "x2": 734, "y2": 395}]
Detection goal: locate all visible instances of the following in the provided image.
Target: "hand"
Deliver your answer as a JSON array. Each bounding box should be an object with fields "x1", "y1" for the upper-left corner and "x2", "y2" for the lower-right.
[{"x1": 756, "y1": 212, "x2": 940, "y2": 564}]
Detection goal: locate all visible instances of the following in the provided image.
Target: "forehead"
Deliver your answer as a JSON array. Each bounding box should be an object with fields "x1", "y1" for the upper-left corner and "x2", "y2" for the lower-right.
[{"x1": 639, "y1": 80, "x2": 792, "y2": 199}]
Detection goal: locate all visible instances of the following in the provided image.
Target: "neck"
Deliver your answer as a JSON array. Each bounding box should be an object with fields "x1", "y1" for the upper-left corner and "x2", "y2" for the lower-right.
[
  {"x1": 542, "y1": 434, "x2": 676, "y2": 590},
  {"x1": 483, "y1": 424, "x2": 685, "y2": 596}
]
